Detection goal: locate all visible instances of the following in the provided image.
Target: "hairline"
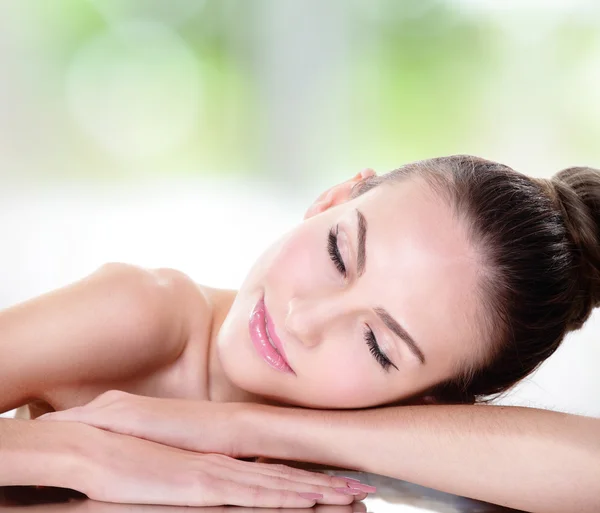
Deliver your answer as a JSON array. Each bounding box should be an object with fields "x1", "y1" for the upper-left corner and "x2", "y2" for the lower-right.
[{"x1": 351, "y1": 164, "x2": 501, "y2": 385}]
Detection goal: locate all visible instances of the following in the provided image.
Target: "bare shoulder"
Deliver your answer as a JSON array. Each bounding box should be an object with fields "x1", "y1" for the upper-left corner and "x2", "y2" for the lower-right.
[
  {"x1": 0, "y1": 262, "x2": 214, "y2": 413},
  {"x1": 97, "y1": 261, "x2": 211, "y2": 314},
  {"x1": 145, "y1": 265, "x2": 215, "y2": 337},
  {"x1": 98, "y1": 262, "x2": 215, "y2": 352}
]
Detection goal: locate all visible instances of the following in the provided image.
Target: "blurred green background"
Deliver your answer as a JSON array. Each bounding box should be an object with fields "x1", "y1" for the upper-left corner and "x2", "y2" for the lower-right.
[
  {"x1": 0, "y1": 0, "x2": 599, "y2": 417},
  {"x1": 1, "y1": 0, "x2": 599, "y2": 190}
]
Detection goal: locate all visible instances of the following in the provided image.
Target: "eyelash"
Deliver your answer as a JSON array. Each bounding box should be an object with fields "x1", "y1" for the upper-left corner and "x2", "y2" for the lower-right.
[
  {"x1": 327, "y1": 227, "x2": 347, "y2": 277},
  {"x1": 364, "y1": 325, "x2": 393, "y2": 372},
  {"x1": 327, "y1": 226, "x2": 394, "y2": 372}
]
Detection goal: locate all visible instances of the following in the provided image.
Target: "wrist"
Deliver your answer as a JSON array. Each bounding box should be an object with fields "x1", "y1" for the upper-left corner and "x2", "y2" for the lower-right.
[
  {"x1": 233, "y1": 403, "x2": 265, "y2": 457},
  {"x1": 237, "y1": 403, "x2": 313, "y2": 461},
  {"x1": 1, "y1": 419, "x2": 95, "y2": 491},
  {"x1": 40, "y1": 421, "x2": 102, "y2": 494}
]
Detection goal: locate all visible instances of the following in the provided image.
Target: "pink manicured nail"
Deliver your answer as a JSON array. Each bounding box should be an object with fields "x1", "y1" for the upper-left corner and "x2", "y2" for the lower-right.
[
  {"x1": 334, "y1": 487, "x2": 362, "y2": 495},
  {"x1": 346, "y1": 483, "x2": 376, "y2": 493},
  {"x1": 298, "y1": 492, "x2": 323, "y2": 500},
  {"x1": 343, "y1": 477, "x2": 363, "y2": 484}
]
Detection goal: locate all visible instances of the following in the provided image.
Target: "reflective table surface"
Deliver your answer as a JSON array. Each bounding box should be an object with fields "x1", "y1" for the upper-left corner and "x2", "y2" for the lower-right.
[{"x1": 0, "y1": 472, "x2": 524, "y2": 513}]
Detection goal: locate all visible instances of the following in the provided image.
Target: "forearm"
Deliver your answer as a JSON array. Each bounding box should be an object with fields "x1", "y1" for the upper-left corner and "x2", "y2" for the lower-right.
[
  {"x1": 41, "y1": 393, "x2": 599, "y2": 511},
  {"x1": 243, "y1": 404, "x2": 600, "y2": 513},
  {"x1": 0, "y1": 418, "x2": 89, "y2": 489}
]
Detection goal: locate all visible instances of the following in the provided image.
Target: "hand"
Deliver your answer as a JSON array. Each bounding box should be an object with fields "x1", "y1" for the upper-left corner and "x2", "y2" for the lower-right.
[
  {"x1": 67, "y1": 424, "x2": 368, "y2": 507},
  {"x1": 38, "y1": 390, "x2": 241, "y2": 456},
  {"x1": 0, "y1": 499, "x2": 367, "y2": 513}
]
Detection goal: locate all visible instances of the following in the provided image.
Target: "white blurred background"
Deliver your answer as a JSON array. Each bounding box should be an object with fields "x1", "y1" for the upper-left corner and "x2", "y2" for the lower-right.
[{"x1": 1, "y1": 0, "x2": 599, "y2": 418}]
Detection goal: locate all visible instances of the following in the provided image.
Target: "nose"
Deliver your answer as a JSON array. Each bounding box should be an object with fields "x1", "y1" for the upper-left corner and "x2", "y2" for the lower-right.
[{"x1": 285, "y1": 293, "x2": 351, "y2": 347}]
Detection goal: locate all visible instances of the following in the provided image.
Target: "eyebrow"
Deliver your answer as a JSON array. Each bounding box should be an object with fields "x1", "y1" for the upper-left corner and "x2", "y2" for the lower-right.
[
  {"x1": 356, "y1": 209, "x2": 367, "y2": 277},
  {"x1": 374, "y1": 307, "x2": 426, "y2": 365},
  {"x1": 354, "y1": 208, "x2": 427, "y2": 365}
]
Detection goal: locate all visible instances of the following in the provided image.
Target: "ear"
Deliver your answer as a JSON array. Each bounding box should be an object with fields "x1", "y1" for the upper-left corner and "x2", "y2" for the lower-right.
[{"x1": 304, "y1": 168, "x2": 376, "y2": 220}]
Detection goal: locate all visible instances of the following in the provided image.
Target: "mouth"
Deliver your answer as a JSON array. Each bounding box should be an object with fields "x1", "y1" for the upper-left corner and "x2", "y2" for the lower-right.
[{"x1": 249, "y1": 296, "x2": 295, "y2": 374}]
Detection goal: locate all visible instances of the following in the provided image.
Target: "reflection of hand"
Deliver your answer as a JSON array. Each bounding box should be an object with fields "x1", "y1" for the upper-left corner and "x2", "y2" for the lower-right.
[
  {"x1": 0, "y1": 500, "x2": 367, "y2": 513},
  {"x1": 38, "y1": 390, "x2": 244, "y2": 457},
  {"x1": 59, "y1": 424, "x2": 366, "y2": 507}
]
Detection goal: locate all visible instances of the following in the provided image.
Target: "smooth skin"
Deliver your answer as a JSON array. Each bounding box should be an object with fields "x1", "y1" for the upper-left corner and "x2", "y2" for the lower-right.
[
  {"x1": 0, "y1": 499, "x2": 366, "y2": 513},
  {"x1": 42, "y1": 390, "x2": 600, "y2": 513},
  {"x1": 1, "y1": 169, "x2": 599, "y2": 511},
  {"x1": 0, "y1": 263, "x2": 366, "y2": 506},
  {"x1": 213, "y1": 170, "x2": 483, "y2": 408},
  {"x1": 2, "y1": 416, "x2": 365, "y2": 507}
]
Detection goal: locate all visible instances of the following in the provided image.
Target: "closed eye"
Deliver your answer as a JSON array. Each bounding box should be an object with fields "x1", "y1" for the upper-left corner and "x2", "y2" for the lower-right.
[
  {"x1": 364, "y1": 325, "x2": 397, "y2": 372},
  {"x1": 327, "y1": 226, "x2": 347, "y2": 277},
  {"x1": 328, "y1": 224, "x2": 398, "y2": 372}
]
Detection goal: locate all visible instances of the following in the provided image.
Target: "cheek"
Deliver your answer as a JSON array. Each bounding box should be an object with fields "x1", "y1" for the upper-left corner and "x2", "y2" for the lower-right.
[
  {"x1": 268, "y1": 226, "x2": 326, "y2": 289},
  {"x1": 299, "y1": 349, "x2": 383, "y2": 407}
]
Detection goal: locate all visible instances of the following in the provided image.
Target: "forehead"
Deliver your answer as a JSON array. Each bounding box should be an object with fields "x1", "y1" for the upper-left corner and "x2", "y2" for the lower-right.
[{"x1": 346, "y1": 179, "x2": 483, "y2": 368}]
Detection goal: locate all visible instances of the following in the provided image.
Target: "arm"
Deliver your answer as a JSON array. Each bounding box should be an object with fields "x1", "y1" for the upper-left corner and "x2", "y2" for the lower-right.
[
  {"x1": 48, "y1": 396, "x2": 598, "y2": 513},
  {"x1": 1, "y1": 417, "x2": 360, "y2": 507},
  {"x1": 244, "y1": 403, "x2": 600, "y2": 513},
  {"x1": 0, "y1": 262, "x2": 193, "y2": 413},
  {"x1": 0, "y1": 266, "x2": 365, "y2": 506},
  {"x1": 0, "y1": 417, "x2": 90, "y2": 488}
]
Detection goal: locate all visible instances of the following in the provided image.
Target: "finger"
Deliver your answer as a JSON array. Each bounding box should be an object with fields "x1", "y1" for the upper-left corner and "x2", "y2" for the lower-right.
[
  {"x1": 80, "y1": 503, "x2": 230, "y2": 513},
  {"x1": 350, "y1": 501, "x2": 367, "y2": 513},
  {"x1": 217, "y1": 456, "x2": 370, "y2": 500},
  {"x1": 315, "y1": 505, "x2": 362, "y2": 513},
  {"x1": 224, "y1": 508, "x2": 309, "y2": 513},
  {"x1": 74, "y1": 500, "x2": 212, "y2": 513},
  {"x1": 206, "y1": 455, "x2": 362, "y2": 490},
  {"x1": 230, "y1": 462, "x2": 369, "y2": 502},
  {"x1": 208, "y1": 480, "x2": 322, "y2": 508},
  {"x1": 202, "y1": 463, "x2": 360, "y2": 505}
]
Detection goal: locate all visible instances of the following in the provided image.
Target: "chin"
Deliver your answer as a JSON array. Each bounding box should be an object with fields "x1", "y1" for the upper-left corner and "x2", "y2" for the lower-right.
[{"x1": 240, "y1": 391, "x2": 328, "y2": 409}]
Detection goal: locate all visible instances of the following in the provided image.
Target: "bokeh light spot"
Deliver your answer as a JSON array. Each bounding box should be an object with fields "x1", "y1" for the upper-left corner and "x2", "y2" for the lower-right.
[{"x1": 66, "y1": 21, "x2": 201, "y2": 159}]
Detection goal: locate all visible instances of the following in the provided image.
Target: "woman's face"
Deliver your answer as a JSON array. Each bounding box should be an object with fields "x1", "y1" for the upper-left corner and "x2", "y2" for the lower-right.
[{"x1": 217, "y1": 174, "x2": 484, "y2": 409}]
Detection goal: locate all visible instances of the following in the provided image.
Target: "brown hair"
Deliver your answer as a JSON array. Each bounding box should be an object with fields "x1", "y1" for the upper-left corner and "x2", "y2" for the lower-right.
[{"x1": 352, "y1": 155, "x2": 600, "y2": 404}]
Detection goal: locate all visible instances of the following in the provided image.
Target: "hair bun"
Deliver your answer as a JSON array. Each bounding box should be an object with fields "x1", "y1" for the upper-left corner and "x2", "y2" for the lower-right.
[{"x1": 549, "y1": 167, "x2": 600, "y2": 329}]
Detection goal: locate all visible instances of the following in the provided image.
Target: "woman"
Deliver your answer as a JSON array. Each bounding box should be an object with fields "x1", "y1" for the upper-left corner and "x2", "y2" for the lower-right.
[{"x1": 1, "y1": 155, "x2": 599, "y2": 511}]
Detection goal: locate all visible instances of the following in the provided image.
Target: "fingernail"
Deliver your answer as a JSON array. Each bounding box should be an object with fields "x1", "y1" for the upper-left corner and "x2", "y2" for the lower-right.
[
  {"x1": 334, "y1": 487, "x2": 362, "y2": 495},
  {"x1": 298, "y1": 492, "x2": 323, "y2": 500},
  {"x1": 343, "y1": 477, "x2": 363, "y2": 484},
  {"x1": 346, "y1": 483, "x2": 376, "y2": 493}
]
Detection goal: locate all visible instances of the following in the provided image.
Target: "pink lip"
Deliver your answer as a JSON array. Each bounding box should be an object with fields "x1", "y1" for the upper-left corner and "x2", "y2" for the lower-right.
[{"x1": 249, "y1": 296, "x2": 295, "y2": 374}]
